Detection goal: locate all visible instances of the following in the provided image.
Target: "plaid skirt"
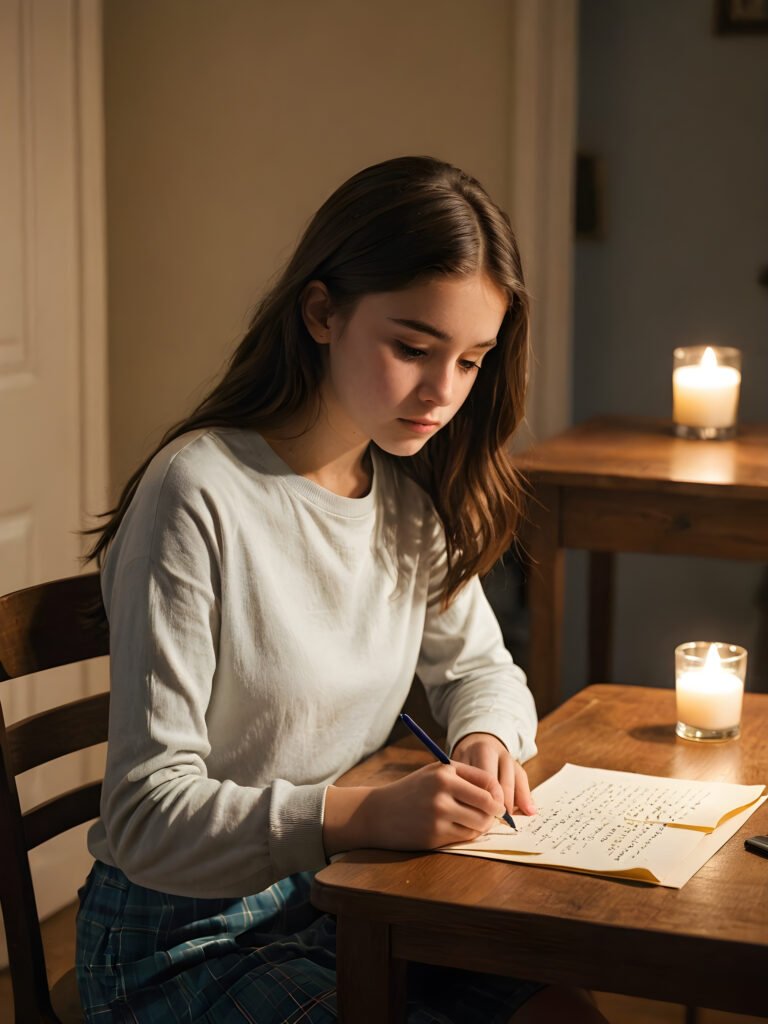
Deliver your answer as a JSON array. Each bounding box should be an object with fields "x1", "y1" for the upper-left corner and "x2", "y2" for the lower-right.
[{"x1": 76, "y1": 861, "x2": 542, "y2": 1023}]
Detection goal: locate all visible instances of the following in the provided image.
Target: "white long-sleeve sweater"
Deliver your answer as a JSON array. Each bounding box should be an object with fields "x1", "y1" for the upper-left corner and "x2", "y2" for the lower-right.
[{"x1": 87, "y1": 427, "x2": 537, "y2": 898}]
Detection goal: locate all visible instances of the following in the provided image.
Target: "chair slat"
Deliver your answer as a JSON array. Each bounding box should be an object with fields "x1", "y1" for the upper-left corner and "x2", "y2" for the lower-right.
[
  {"x1": 0, "y1": 573, "x2": 110, "y2": 1022},
  {"x1": 8, "y1": 691, "x2": 110, "y2": 776},
  {"x1": 0, "y1": 738, "x2": 56, "y2": 1021},
  {"x1": 23, "y1": 781, "x2": 103, "y2": 851},
  {"x1": 0, "y1": 574, "x2": 108, "y2": 682}
]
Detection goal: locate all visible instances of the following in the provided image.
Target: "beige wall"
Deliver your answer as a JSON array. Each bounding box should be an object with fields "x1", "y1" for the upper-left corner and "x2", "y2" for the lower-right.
[{"x1": 103, "y1": 0, "x2": 518, "y2": 494}]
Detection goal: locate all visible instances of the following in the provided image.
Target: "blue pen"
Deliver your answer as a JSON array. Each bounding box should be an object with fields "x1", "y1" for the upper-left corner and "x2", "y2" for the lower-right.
[{"x1": 399, "y1": 712, "x2": 517, "y2": 830}]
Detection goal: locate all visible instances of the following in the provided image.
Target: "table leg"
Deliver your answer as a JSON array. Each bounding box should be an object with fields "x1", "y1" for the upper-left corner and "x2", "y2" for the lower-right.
[
  {"x1": 523, "y1": 483, "x2": 563, "y2": 715},
  {"x1": 588, "y1": 551, "x2": 614, "y2": 685},
  {"x1": 335, "y1": 915, "x2": 407, "y2": 1024}
]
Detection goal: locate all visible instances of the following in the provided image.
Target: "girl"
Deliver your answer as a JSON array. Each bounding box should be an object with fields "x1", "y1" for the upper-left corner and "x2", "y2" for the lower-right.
[{"x1": 77, "y1": 156, "x2": 607, "y2": 1023}]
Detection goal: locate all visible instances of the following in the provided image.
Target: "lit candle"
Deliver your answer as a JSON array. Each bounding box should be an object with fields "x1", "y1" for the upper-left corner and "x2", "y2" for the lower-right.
[
  {"x1": 675, "y1": 642, "x2": 747, "y2": 741},
  {"x1": 672, "y1": 346, "x2": 741, "y2": 439}
]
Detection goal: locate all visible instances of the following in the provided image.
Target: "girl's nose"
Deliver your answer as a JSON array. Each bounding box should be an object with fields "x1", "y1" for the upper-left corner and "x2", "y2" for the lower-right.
[{"x1": 418, "y1": 363, "x2": 454, "y2": 406}]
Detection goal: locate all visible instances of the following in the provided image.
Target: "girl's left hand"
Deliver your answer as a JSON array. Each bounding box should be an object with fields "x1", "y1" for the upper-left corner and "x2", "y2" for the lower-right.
[{"x1": 451, "y1": 732, "x2": 537, "y2": 818}]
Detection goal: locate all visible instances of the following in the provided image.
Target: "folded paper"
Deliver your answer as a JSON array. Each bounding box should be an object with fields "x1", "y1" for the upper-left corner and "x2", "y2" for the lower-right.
[{"x1": 441, "y1": 763, "x2": 766, "y2": 888}]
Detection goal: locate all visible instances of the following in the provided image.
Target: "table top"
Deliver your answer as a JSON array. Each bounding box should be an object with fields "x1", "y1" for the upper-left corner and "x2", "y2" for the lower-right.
[
  {"x1": 513, "y1": 416, "x2": 768, "y2": 498},
  {"x1": 313, "y1": 685, "x2": 768, "y2": 1011}
]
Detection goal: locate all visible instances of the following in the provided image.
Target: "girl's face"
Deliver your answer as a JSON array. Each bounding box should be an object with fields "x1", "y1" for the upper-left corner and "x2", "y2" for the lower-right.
[{"x1": 310, "y1": 273, "x2": 508, "y2": 458}]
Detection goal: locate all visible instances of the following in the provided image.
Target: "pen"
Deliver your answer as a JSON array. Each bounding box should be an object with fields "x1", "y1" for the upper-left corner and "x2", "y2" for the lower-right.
[{"x1": 399, "y1": 712, "x2": 517, "y2": 830}]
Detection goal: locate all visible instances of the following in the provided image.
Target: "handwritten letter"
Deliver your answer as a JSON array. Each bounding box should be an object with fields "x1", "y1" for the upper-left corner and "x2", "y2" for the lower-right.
[{"x1": 441, "y1": 764, "x2": 765, "y2": 888}]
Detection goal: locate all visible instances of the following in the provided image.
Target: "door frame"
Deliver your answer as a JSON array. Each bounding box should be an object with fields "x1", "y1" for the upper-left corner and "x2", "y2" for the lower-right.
[
  {"x1": 509, "y1": 0, "x2": 578, "y2": 444},
  {"x1": 77, "y1": 0, "x2": 109, "y2": 527},
  {"x1": 0, "y1": 0, "x2": 108, "y2": 966}
]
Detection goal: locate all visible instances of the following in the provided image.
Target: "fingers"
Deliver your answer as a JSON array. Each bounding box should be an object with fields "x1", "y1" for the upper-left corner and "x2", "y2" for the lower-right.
[
  {"x1": 499, "y1": 757, "x2": 537, "y2": 816},
  {"x1": 451, "y1": 760, "x2": 504, "y2": 807},
  {"x1": 416, "y1": 763, "x2": 499, "y2": 833},
  {"x1": 448, "y1": 762, "x2": 505, "y2": 825},
  {"x1": 511, "y1": 760, "x2": 537, "y2": 815},
  {"x1": 452, "y1": 732, "x2": 537, "y2": 819},
  {"x1": 369, "y1": 748, "x2": 537, "y2": 855},
  {"x1": 460, "y1": 744, "x2": 503, "y2": 795},
  {"x1": 498, "y1": 755, "x2": 518, "y2": 816},
  {"x1": 371, "y1": 763, "x2": 503, "y2": 850},
  {"x1": 451, "y1": 734, "x2": 505, "y2": 806}
]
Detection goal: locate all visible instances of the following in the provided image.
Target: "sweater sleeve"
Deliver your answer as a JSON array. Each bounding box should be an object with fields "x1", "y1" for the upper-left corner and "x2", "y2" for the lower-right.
[
  {"x1": 96, "y1": 455, "x2": 328, "y2": 898},
  {"x1": 415, "y1": 525, "x2": 538, "y2": 764}
]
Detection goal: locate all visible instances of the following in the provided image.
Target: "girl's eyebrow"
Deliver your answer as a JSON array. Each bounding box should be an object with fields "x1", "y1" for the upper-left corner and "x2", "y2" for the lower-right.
[{"x1": 387, "y1": 316, "x2": 497, "y2": 349}]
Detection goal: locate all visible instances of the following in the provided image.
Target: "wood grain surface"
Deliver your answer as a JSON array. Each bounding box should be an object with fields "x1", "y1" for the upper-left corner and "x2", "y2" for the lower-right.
[{"x1": 514, "y1": 417, "x2": 768, "y2": 499}]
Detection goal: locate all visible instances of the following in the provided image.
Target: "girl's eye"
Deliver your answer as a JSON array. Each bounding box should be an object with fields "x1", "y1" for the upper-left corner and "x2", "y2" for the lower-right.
[
  {"x1": 395, "y1": 341, "x2": 427, "y2": 360},
  {"x1": 394, "y1": 341, "x2": 481, "y2": 372}
]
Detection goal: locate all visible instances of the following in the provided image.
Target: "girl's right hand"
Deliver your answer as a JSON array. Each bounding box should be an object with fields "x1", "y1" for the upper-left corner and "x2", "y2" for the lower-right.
[{"x1": 323, "y1": 761, "x2": 505, "y2": 857}]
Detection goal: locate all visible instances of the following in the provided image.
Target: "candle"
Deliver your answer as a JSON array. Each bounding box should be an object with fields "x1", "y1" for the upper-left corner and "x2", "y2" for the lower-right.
[
  {"x1": 675, "y1": 642, "x2": 747, "y2": 741},
  {"x1": 677, "y1": 646, "x2": 743, "y2": 729},
  {"x1": 672, "y1": 346, "x2": 741, "y2": 440}
]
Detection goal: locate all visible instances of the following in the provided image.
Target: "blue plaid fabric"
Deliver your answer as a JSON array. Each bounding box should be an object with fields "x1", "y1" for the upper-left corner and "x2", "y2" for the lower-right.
[{"x1": 76, "y1": 861, "x2": 542, "y2": 1023}]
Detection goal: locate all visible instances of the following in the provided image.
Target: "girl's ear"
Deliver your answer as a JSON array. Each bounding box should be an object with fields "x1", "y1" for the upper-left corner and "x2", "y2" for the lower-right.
[{"x1": 301, "y1": 281, "x2": 334, "y2": 345}]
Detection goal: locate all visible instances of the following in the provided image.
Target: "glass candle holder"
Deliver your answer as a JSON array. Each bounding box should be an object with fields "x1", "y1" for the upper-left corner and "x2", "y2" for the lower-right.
[
  {"x1": 672, "y1": 346, "x2": 741, "y2": 440},
  {"x1": 675, "y1": 641, "x2": 747, "y2": 741}
]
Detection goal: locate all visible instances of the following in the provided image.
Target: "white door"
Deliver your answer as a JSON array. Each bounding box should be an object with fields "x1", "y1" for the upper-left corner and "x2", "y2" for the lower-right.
[{"x1": 0, "y1": 0, "x2": 108, "y2": 963}]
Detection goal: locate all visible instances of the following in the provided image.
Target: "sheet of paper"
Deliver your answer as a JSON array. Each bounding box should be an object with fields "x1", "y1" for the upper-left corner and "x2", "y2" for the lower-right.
[
  {"x1": 441, "y1": 763, "x2": 766, "y2": 888},
  {"x1": 662, "y1": 796, "x2": 767, "y2": 888}
]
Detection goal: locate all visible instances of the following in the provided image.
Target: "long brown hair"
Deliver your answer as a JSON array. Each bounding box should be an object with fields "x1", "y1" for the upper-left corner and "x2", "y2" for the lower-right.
[{"x1": 86, "y1": 156, "x2": 530, "y2": 606}]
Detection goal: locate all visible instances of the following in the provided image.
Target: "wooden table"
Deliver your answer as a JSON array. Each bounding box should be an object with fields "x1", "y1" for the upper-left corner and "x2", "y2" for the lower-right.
[
  {"x1": 312, "y1": 684, "x2": 768, "y2": 1023},
  {"x1": 514, "y1": 416, "x2": 768, "y2": 714}
]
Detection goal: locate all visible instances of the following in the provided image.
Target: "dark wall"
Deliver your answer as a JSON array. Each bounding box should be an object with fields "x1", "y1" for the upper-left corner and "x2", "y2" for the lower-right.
[{"x1": 566, "y1": 0, "x2": 768, "y2": 696}]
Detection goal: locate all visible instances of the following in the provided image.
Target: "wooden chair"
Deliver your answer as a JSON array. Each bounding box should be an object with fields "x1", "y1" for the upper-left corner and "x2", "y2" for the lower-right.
[{"x1": 0, "y1": 573, "x2": 109, "y2": 1023}]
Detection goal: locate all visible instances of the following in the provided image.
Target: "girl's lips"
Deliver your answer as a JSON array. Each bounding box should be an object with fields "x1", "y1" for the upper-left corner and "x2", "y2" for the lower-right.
[{"x1": 399, "y1": 418, "x2": 441, "y2": 434}]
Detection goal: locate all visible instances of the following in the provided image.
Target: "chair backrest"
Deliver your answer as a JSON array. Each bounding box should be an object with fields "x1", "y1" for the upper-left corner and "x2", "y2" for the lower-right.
[{"x1": 0, "y1": 573, "x2": 109, "y2": 1023}]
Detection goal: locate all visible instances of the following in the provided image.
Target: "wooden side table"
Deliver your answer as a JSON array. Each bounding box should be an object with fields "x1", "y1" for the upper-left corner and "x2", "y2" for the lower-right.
[{"x1": 514, "y1": 416, "x2": 768, "y2": 714}]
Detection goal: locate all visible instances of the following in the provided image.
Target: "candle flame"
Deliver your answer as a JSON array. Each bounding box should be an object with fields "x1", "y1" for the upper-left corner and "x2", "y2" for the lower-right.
[
  {"x1": 701, "y1": 346, "x2": 718, "y2": 369},
  {"x1": 705, "y1": 643, "x2": 721, "y2": 670}
]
